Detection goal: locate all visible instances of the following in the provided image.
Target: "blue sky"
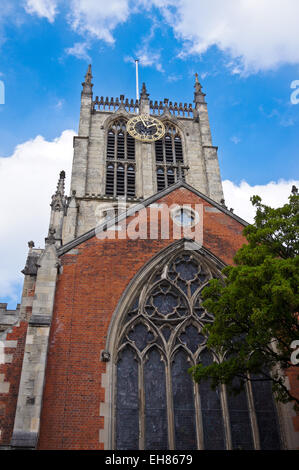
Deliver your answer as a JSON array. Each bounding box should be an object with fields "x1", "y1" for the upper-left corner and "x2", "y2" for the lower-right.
[{"x1": 0, "y1": 0, "x2": 298, "y2": 307}]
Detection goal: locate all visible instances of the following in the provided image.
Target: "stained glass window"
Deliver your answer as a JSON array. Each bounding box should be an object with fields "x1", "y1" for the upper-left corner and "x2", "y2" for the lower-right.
[{"x1": 114, "y1": 249, "x2": 281, "y2": 450}]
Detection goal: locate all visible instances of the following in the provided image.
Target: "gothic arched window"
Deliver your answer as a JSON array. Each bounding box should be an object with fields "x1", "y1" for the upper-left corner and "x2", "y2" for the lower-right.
[
  {"x1": 155, "y1": 124, "x2": 185, "y2": 191},
  {"x1": 105, "y1": 119, "x2": 136, "y2": 197},
  {"x1": 114, "y1": 249, "x2": 281, "y2": 450}
]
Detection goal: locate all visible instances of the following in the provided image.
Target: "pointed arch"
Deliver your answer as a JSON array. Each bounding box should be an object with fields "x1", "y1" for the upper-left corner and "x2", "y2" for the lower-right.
[
  {"x1": 100, "y1": 240, "x2": 281, "y2": 450},
  {"x1": 105, "y1": 117, "x2": 136, "y2": 198},
  {"x1": 154, "y1": 122, "x2": 187, "y2": 190}
]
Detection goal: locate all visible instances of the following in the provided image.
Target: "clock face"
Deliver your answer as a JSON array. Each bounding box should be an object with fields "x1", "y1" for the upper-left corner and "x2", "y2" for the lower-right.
[{"x1": 126, "y1": 114, "x2": 165, "y2": 142}]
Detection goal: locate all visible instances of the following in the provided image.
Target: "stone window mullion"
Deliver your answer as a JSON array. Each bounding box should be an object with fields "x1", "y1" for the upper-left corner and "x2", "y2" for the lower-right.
[
  {"x1": 165, "y1": 357, "x2": 175, "y2": 449},
  {"x1": 113, "y1": 161, "x2": 117, "y2": 197},
  {"x1": 220, "y1": 384, "x2": 233, "y2": 450},
  {"x1": 194, "y1": 380, "x2": 204, "y2": 449},
  {"x1": 138, "y1": 358, "x2": 145, "y2": 450},
  {"x1": 246, "y1": 378, "x2": 261, "y2": 449}
]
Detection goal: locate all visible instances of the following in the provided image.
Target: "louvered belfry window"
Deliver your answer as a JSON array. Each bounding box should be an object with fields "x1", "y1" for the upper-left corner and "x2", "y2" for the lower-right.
[
  {"x1": 105, "y1": 119, "x2": 136, "y2": 197},
  {"x1": 155, "y1": 124, "x2": 184, "y2": 191},
  {"x1": 114, "y1": 250, "x2": 282, "y2": 450}
]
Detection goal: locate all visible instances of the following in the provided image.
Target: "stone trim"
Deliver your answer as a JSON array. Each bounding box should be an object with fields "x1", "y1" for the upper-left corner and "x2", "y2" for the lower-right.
[
  {"x1": 58, "y1": 181, "x2": 248, "y2": 256},
  {"x1": 10, "y1": 431, "x2": 38, "y2": 449},
  {"x1": 29, "y1": 315, "x2": 52, "y2": 326}
]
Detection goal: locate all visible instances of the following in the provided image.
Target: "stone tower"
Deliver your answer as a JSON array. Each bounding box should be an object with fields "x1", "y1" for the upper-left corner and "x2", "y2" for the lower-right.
[{"x1": 49, "y1": 65, "x2": 224, "y2": 245}]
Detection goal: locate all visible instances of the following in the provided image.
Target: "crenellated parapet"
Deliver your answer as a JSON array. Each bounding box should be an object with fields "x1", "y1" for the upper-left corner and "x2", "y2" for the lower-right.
[
  {"x1": 93, "y1": 95, "x2": 139, "y2": 114},
  {"x1": 0, "y1": 304, "x2": 20, "y2": 332},
  {"x1": 92, "y1": 95, "x2": 194, "y2": 119}
]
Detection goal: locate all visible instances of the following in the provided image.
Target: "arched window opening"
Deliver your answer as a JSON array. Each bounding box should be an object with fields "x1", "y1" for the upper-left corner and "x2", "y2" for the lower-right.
[
  {"x1": 157, "y1": 167, "x2": 165, "y2": 192},
  {"x1": 174, "y1": 135, "x2": 183, "y2": 163},
  {"x1": 107, "y1": 130, "x2": 115, "y2": 159},
  {"x1": 117, "y1": 131, "x2": 125, "y2": 159},
  {"x1": 155, "y1": 124, "x2": 185, "y2": 191},
  {"x1": 167, "y1": 168, "x2": 175, "y2": 186},
  {"x1": 105, "y1": 163, "x2": 114, "y2": 196},
  {"x1": 127, "y1": 165, "x2": 135, "y2": 197},
  {"x1": 114, "y1": 250, "x2": 282, "y2": 450},
  {"x1": 165, "y1": 134, "x2": 174, "y2": 163},
  {"x1": 116, "y1": 164, "x2": 125, "y2": 196},
  {"x1": 127, "y1": 134, "x2": 135, "y2": 160},
  {"x1": 106, "y1": 119, "x2": 136, "y2": 197}
]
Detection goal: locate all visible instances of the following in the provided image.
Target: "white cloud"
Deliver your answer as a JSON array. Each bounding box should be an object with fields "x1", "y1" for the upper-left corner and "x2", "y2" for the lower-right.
[
  {"x1": 65, "y1": 41, "x2": 91, "y2": 61},
  {"x1": 24, "y1": 0, "x2": 58, "y2": 23},
  {"x1": 223, "y1": 179, "x2": 299, "y2": 223},
  {"x1": 125, "y1": 49, "x2": 163, "y2": 73},
  {"x1": 137, "y1": 49, "x2": 163, "y2": 72},
  {"x1": 53, "y1": 98, "x2": 65, "y2": 110},
  {"x1": 230, "y1": 136, "x2": 241, "y2": 145},
  {"x1": 150, "y1": 0, "x2": 299, "y2": 74},
  {"x1": 0, "y1": 130, "x2": 74, "y2": 305},
  {"x1": 67, "y1": 0, "x2": 131, "y2": 44},
  {"x1": 8, "y1": 1, "x2": 299, "y2": 74}
]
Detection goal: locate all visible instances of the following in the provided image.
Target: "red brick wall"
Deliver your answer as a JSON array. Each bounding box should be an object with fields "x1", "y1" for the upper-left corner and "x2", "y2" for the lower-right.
[
  {"x1": 38, "y1": 188, "x2": 247, "y2": 449},
  {"x1": 0, "y1": 321, "x2": 28, "y2": 446}
]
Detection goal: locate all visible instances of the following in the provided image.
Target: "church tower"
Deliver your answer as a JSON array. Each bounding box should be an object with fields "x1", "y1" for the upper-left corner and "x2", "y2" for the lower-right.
[
  {"x1": 49, "y1": 65, "x2": 224, "y2": 245},
  {"x1": 1, "y1": 66, "x2": 297, "y2": 451}
]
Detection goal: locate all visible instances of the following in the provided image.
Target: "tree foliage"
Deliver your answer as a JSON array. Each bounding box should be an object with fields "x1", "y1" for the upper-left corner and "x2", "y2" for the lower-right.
[{"x1": 190, "y1": 188, "x2": 299, "y2": 407}]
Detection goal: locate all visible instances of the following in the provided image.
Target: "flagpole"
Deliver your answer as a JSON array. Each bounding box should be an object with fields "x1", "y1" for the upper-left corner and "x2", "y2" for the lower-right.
[{"x1": 135, "y1": 59, "x2": 139, "y2": 104}]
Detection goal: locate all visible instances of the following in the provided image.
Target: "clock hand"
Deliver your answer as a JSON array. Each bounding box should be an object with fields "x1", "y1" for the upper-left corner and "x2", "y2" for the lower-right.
[{"x1": 140, "y1": 116, "x2": 147, "y2": 127}]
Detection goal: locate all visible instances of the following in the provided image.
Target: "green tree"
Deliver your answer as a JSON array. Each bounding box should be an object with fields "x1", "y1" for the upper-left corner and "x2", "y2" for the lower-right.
[{"x1": 190, "y1": 187, "x2": 299, "y2": 407}]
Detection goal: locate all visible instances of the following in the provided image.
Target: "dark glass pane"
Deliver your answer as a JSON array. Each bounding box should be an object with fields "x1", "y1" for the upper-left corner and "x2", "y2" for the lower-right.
[
  {"x1": 227, "y1": 378, "x2": 254, "y2": 450},
  {"x1": 179, "y1": 325, "x2": 204, "y2": 354},
  {"x1": 117, "y1": 165, "x2": 125, "y2": 195},
  {"x1": 176, "y1": 260, "x2": 198, "y2": 281},
  {"x1": 128, "y1": 323, "x2": 154, "y2": 351},
  {"x1": 251, "y1": 375, "x2": 281, "y2": 449},
  {"x1": 174, "y1": 136, "x2": 183, "y2": 163},
  {"x1": 172, "y1": 350, "x2": 197, "y2": 449},
  {"x1": 146, "y1": 282, "x2": 188, "y2": 320},
  {"x1": 167, "y1": 167, "x2": 175, "y2": 186},
  {"x1": 155, "y1": 139, "x2": 163, "y2": 162},
  {"x1": 157, "y1": 167, "x2": 165, "y2": 191},
  {"x1": 127, "y1": 165, "x2": 135, "y2": 197},
  {"x1": 145, "y1": 349, "x2": 168, "y2": 450},
  {"x1": 117, "y1": 132, "x2": 125, "y2": 159},
  {"x1": 107, "y1": 131, "x2": 115, "y2": 159},
  {"x1": 116, "y1": 347, "x2": 139, "y2": 449},
  {"x1": 127, "y1": 134, "x2": 135, "y2": 160},
  {"x1": 105, "y1": 164, "x2": 114, "y2": 196},
  {"x1": 153, "y1": 292, "x2": 179, "y2": 316},
  {"x1": 199, "y1": 350, "x2": 226, "y2": 449},
  {"x1": 161, "y1": 326, "x2": 172, "y2": 342},
  {"x1": 165, "y1": 135, "x2": 174, "y2": 163}
]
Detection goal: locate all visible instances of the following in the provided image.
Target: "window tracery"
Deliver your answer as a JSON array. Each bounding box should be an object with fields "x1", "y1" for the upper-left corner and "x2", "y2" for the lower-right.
[
  {"x1": 105, "y1": 119, "x2": 136, "y2": 197},
  {"x1": 155, "y1": 124, "x2": 185, "y2": 191},
  {"x1": 114, "y1": 250, "x2": 281, "y2": 450}
]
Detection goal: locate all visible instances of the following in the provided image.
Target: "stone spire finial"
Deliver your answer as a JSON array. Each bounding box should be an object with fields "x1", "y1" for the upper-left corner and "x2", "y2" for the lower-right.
[
  {"x1": 194, "y1": 72, "x2": 206, "y2": 106},
  {"x1": 57, "y1": 170, "x2": 65, "y2": 194},
  {"x1": 45, "y1": 227, "x2": 56, "y2": 245},
  {"x1": 51, "y1": 170, "x2": 66, "y2": 212},
  {"x1": 82, "y1": 64, "x2": 93, "y2": 94},
  {"x1": 139, "y1": 82, "x2": 150, "y2": 113},
  {"x1": 140, "y1": 82, "x2": 149, "y2": 100}
]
